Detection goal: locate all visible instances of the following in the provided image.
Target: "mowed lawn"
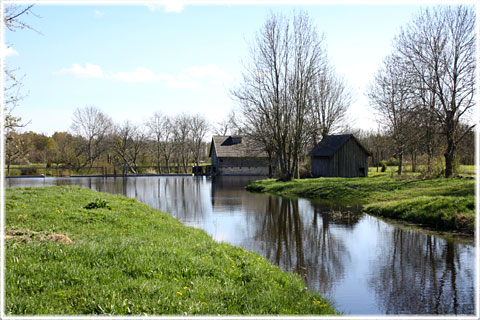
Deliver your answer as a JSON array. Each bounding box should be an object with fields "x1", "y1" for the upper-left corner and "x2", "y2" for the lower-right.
[{"x1": 5, "y1": 186, "x2": 336, "y2": 316}]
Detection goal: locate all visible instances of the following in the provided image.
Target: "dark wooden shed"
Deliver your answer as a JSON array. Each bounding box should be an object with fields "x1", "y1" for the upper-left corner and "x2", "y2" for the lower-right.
[{"x1": 310, "y1": 134, "x2": 371, "y2": 178}]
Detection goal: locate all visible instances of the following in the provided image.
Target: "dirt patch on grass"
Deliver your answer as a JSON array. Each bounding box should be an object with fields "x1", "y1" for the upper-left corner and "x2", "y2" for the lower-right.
[{"x1": 5, "y1": 229, "x2": 72, "y2": 244}]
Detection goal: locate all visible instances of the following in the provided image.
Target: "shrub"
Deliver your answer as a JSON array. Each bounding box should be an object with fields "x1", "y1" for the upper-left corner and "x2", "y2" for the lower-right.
[
  {"x1": 386, "y1": 157, "x2": 399, "y2": 166},
  {"x1": 20, "y1": 168, "x2": 39, "y2": 176},
  {"x1": 299, "y1": 162, "x2": 312, "y2": 179},
  {"x1": 379, "y1": 161, "x2": 387, "y2": 172},
  {"x1": 84, "y1": 199, "x2": 110, "y2": 210}
]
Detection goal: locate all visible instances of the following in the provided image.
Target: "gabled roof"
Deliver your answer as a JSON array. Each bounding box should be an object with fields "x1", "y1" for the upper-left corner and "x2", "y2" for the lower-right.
[
  {"x1": 209, "y1": 136, "x2": 268, "y2": 158},
  {"x1": 310, "y1": 134, "x2": 371, "y2": 157}
]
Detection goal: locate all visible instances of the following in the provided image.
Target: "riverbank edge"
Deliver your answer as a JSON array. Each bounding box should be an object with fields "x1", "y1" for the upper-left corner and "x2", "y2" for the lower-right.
[
  {"x1": 246, "y1": 177, "x2": 475, "y2": 235},
  {"x1": 4, "y1": 186, "x2": 337, "y2": 315}
]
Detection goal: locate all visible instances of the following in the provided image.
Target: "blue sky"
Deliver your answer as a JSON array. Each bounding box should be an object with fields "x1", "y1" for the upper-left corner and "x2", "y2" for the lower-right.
[{"x1": 4, "y1": 2, "x2": 435, "y2": 136}]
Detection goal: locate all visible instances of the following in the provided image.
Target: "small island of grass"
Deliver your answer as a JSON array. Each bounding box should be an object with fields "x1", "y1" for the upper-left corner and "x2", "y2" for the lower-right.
[{"x1": 5, "y1": 186, "x2": 336, "y2": 316}]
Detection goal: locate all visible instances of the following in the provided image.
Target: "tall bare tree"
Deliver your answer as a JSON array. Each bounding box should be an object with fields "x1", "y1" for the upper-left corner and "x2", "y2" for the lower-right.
[
  {"x1": 309, "y1": 64, "x2": 352, "y2": 144},
  {"x1": 113, "y1": 121, "x2": 147, "y2": 174},
  {"x1": 368, "y1": 54, "x2": 413, "y2": 175},
  {"x1": 213, "y1": 110, "x2": 237, "y2": 136},
  {"x1": 3, "y1": 5, "x2": 38, "y2": 169},
  {"x1": 70, "y1": 106, "x2": 113, "y2": 170},
  {"x1": 232, "y1": 11, "x2": 326, "y2": 181},
  {"x1": 172, "y1": 114, "x2": 192, "y2": 173},
  {"x1": 394, "y1": 5, "x2": 476, "y2": 177},
  {"x1": 145, "y1": 112, "x2": 170, "y2": 173},
  {"x1": 188, "y1": 114, "x2": 209, "y2": 167}
]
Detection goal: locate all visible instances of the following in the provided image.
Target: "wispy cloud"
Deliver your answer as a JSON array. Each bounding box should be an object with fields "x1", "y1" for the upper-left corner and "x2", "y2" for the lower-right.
[
  {"x1": 109, "y1": 67, "x2": 172, "y2": 83},
  {"x1": 55, "y1": 63, "x2": 232, "y2": 88},
  {"x1": 146, "y1": 0, "x2": 185, "y2": 13},
  {"x1": 56, "y1": 63, "x2": 104, "y2": 78},
  {"x1": 94, "y1": 10, "x2": 104, "y2": 18},
  {"x1": 1, "y1": 44, "x2": 19, "y2": 57}
]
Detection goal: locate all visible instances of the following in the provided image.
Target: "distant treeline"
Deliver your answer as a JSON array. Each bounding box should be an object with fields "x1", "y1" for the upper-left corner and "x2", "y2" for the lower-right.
[{"x1": 6, "y1": 107, "x2": 211, "y2": 175}]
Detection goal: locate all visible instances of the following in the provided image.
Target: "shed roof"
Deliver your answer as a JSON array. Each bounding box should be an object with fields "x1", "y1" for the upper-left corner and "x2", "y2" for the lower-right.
[
  {"x1": 209, "y1": 136, "x2": 268, "y2": 158},
  {"x1": 310, "y1": 134, "x2": 371, "y2": 157}
]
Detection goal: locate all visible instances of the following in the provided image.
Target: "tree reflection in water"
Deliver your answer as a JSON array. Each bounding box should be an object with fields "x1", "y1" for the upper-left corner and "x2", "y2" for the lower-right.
[
  {"x1": 257, "y1": 197, "x2": 364, "y2": 295},
  {"x1": 369, "y1": 225, "x2": 475, "y2": 314}
]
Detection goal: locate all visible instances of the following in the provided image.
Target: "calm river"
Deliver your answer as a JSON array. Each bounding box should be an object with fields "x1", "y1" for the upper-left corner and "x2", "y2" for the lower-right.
[{"x1": 6, "y1": 176, "x2": 476, "y2": 315}]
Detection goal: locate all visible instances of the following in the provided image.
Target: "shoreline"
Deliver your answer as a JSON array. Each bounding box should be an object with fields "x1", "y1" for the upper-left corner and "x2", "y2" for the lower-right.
[{"x1": 246, "y1": 175, "x2": 475, "y2": 235}]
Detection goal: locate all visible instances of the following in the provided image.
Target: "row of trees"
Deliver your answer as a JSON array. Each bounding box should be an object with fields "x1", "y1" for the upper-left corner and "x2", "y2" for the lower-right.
[
  {"x1": 6, "y1": 113, "x2": 474, "y2": 177},
  {"x1": 368, "y1": 5, "x2": 475, "y2": 177},
  {"x1": 355, "y1": 126, "x2": 474, "y2": 176},
  {"x1": 6, "y1": 106, "x2": 211, "y2": 174}
]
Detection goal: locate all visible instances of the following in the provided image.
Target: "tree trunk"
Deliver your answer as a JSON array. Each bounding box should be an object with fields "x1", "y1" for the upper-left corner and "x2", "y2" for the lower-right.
[
  {"x1": 397, "y1": 152, "x2": 403, "y2": 175},
  {"x1": 164, "y1": 157, "x2": 170, "y2": 174},
  {"x1": 444, "y1": 138, "x2": 456, "y2": 178},
  {"x1": 426, "y1": 142, "x2": 433, "y2": 174},
  {"x1": 411, "y1": 151, "x2": 417, "y2": 173}
]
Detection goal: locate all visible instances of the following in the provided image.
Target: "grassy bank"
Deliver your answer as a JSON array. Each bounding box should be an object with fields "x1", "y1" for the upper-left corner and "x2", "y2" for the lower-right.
[
  {"x1": 246, "y1": 173, "x2": 475, "y2": 234},
  {"x1": 5, "y1": 186, "x2": 336, "y2": 316}
]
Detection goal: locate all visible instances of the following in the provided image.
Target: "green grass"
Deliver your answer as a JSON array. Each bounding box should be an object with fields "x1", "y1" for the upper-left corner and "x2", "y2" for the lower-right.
[
  {"x1": 246, "y1": 168, "x2": 475, "y2": 234},
  {"x1": 5, "y1": 186, "x2": 336, "y2": 316}
]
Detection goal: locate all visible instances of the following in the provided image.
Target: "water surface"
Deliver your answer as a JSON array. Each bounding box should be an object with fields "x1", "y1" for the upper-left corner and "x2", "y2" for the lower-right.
[{"x1": 6, "y1": 176, "x2": 475, "y2": 315}]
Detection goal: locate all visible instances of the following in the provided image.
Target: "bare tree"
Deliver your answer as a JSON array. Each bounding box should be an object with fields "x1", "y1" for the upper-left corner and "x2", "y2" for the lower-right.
[
  {"x1": 309, "y1": 64, "x2": 352, "y2": 144},
  {"x1": 172, "y1": 114, "x2": 192, "y2": 173},
  {"x1": 188, "y1": 114, "x2": 209, "y2": 167},
  {"x1": 70, "y1": 106, "x2": 113, "y2": 170},
  {"x1": 3, "y1": 5, "x2": 38, "y2": 167},
  {"x1": 213, "y1": 110, "x2": 237, "y2": 136},
  {"x1": 113, "y1": 121, "x2": 147, "y2": 174},
  {"x1": 368, "y1": 54, "x2": 413, "y2": 175},
  {"x1": 3, "y1": 4, "x2": 39, "y2": 129},
  {"x1": 145, "y1": 112, "x2": 170, "y2": 173},
  {"x1": 4, "y1": 5, "x2": 38, "y2": 32},
  {"x1": 232, "y1": 11, "x2": 326, "y2": 181},
  {"x1": 395, "y1": 5, "x2": 476, "y2": 177}
]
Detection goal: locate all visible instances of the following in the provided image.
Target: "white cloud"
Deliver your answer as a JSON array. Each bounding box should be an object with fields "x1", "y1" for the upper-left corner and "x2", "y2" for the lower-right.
[
  {"x1": 145, "y1": 0, "x2": 185, "y2": 13},
  {"x1": 55, "y1": 63, "x2": 231, "y2": 88},
  {"x1": 94, "y1": 10, "x2": 104, "y2": 18},
  {"x1": 1, "y1": 44, "x2": 19, "y2": 57},
  {"x1": 56, "y1": 63, "x2": 104, "y2": 78},
  {"x1": 109, "y1": 67, "x2": 172, "y2": 83}
]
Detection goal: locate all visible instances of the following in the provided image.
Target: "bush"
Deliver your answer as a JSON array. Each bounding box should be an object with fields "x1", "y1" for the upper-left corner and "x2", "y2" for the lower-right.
[
  {"x1": 20, "y1": 168, "x2": 39, "y2": 176},
  {"x1": 299, "y1": 162, "x2": 312, "y2": 179},
  {"x1": 84, "y1": 199, "x2": 110, "y2": 210},
  {"x1": 386, "y1": 157, "x2": 399, "y2": 166},
  {"x1": 379, "y1": 161, "x2": 387, "y2": 172}
]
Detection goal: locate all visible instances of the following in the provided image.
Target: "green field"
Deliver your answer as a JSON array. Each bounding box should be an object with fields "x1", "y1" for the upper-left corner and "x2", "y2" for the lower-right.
[
  {"x1": 247, "y1": 166, "x2": 475, "y2": 234},
  {"x1": 5, "y1": 186, "x2": 336, "y2": 316}
]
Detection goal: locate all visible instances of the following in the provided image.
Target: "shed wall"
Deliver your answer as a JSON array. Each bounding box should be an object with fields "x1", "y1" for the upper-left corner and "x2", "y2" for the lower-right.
[
  {"x1": 211, "y1": 144, "x2": 219, "y2": 167},
  {"x1": 311, "y1": 138, "x2": 369, "y2": 178},
  {"x1": 217, "y1": 157, "x2": 268, "y2": 176},
  {"x1": 311, "y1": 157, "x2": 332, "y2": 177}
]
